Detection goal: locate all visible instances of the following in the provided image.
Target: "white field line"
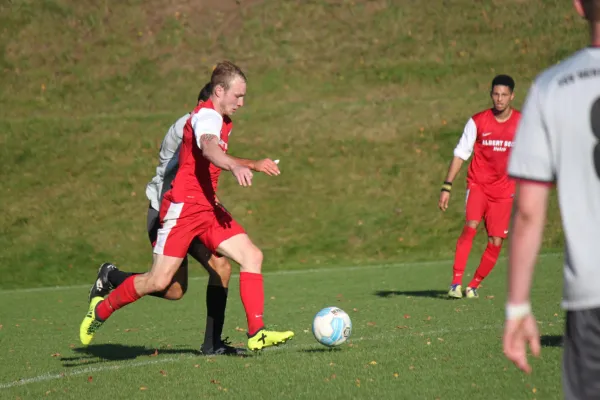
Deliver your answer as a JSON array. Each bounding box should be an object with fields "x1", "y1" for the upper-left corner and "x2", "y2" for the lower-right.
[
  {"x1": 0, "y1": 252, "x2": 562, "y2": 295},
  {"x1": 0, "y1": 324, "x2": 515, "y2": 390}
]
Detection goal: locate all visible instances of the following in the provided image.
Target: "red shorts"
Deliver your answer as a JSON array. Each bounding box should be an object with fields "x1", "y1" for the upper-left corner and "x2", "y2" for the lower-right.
[
  {"x1": 465, "y1": 185, "x2": 513, "y2": 239},
  {"x1": 153, "y1": 193, "x2": 245, "y2": 258}
]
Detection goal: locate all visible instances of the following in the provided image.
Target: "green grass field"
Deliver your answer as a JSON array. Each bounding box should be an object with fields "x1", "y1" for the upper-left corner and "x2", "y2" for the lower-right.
[
  {"x1": 0, "y1": 0, "x2": 583, "y2": 398},
  {"x1": 0, "y1": 254, "x2": 564, "y2": 399}
]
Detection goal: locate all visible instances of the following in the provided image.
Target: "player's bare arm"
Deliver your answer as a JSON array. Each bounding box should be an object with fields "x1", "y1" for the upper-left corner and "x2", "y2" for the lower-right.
[
  {"x1": 438, "y1": 156, "x2": 465, "y2": 211},
  {"x1": 230, "y1": 156, "x2": 281, "y2": 176},
  {"x1": 200, "y1": 134, "x2": 253, "y2": 187},
  {"x1": 503, "y1": 181, "x2": 549, "y2": 374}
]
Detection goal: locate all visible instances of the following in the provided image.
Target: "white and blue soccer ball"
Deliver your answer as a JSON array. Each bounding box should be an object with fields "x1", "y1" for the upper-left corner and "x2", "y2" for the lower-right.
[{"x1": 312, "y1": 307, "x2": 352, "y2": 347}]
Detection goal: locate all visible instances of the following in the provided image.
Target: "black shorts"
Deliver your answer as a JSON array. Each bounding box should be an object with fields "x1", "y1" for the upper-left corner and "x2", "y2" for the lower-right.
[
  {"x1": 563, "y1": 307, "x2": 600, "y2": 400},
  {"x1": 147, "y1": 203, "x2": 213, "y2": 266}
]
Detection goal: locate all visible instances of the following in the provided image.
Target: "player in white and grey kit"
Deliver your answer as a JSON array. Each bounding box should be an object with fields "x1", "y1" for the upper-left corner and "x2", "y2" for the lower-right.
[
  {"x1": 503, "y1": 1, "x2": 600, "y2": 398},
  {"x1": 88, "y1": 83, "x2": 242, "y2": 355}
]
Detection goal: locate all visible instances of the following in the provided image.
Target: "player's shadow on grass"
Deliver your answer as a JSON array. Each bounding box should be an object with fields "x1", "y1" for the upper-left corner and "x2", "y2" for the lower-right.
[
  {"x1": 374, "y1": 290, "x2": 448, "y2": 300},
  {"x1": 541, "y1": 335, "x2": 563, "y2": 348},
  {"x1": 60, "y1": 344, "x2": 200, "y2": 367}
]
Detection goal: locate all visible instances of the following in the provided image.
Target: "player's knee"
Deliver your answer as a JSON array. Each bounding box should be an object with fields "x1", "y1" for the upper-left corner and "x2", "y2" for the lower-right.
[
  {"x1": 489, "y1": 236, "x2": 503, "y2": 247},
  {"x1": 166, "y1": 281, "x2": 188, "y2": 300},
  {"x1": 215, "y1": 258, "x2": 232, "y2": 278},
  {"x1": 240, "y1": 246, "x2": 263, "y2": 273},
  {"x1": 466, "y1": 220, "x2": 479, "y2": 229}
]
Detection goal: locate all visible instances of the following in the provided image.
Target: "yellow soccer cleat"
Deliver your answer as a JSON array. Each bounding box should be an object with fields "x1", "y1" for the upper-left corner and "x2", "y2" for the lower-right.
[
  {"x1": 465, "y1": 286, "x2": 479, "y2": 299},
  {"x1": 247, "y1": 329, "x2": 294, "y2": 351},
  {"x1": 448, "y1": 284, "x2": 463, "y2": 299},
  {"x1": 80, "y1": 296, "x2": 105, "y2": 346}
]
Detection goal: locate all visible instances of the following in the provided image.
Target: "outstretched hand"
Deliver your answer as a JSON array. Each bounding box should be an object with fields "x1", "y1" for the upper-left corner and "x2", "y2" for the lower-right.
[{"x1": 254, "y1": 159, "x2": 281, "y2": 176}]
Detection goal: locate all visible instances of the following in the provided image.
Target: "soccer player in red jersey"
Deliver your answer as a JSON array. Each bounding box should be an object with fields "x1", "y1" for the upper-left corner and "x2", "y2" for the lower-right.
[
  {"x1": 438, "y1": 75, "x2": 521, "y2": 299},
  {"x1": 80, "y1": 61, "x2": 294, "y2": 351}
]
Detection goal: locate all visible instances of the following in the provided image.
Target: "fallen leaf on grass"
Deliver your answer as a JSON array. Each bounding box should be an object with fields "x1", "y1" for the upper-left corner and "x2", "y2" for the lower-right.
[
  {"x1": 235, "y1": 327, "x2": 245, "y2": 332},
  {"x1": 367, "y1": 322, "x2": 376, "y2": 326},
  {"x1": 51, "y1": 353, "x2": 60, "y2": 357},
  {"x1": 393, "y1": 372, "x2": 399, "y2": 378},
  {"x1": 210, "y1": 379, "x2": 220, "y2": 385},
  {"x1": 194, "y1": 364, "x2": 200, "y2": 368},
  {"x1": 409, "y1": 365, "x2": 415, "y2": 370},
  {"x1": 404, "y1": 314, "x2": 411, "y2": 319},
  {"x1": 369, "y1": 361, "x2": 377, "y2": 365},
  {"x1": 437, "y1": 338, "x2": 444, "y2": 342},
  {"x1": 150, "y1": 349, "x2": 158, "y2": 357},
  {"x1": 533, "y1": 388, "x2": 537, "y2": 393},
  {"x1": 87, "y1": 376, "x2": 93, "y2": 383},
  {"x1": 140, "y1": 387, "x2": 147, "y2": 391},
  {"x1": 396, "y1": 325, "x2": 408, "y2": 330},
  {"x1": 159, "y1": 370, "x2": 167, "y2": 376},
  {"x1": 485, "y1": 295, "x2": 495, "y2": 300}
]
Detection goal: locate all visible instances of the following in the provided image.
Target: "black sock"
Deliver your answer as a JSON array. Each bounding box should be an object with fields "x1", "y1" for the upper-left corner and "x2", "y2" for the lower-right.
[
  {"x1": 107, "y1": 269, "x2": 139, "y2": 287},
  {"x1": 202, "y1": 285, "x2": 228, "y2": 350}
]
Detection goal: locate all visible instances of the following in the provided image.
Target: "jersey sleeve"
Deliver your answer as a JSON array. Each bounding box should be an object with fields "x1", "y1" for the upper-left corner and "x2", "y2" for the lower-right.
[
  {"x1": 453, "y1": 118, "x2": 477, "y2": 160},
  {"x1": 508, "y1": 82, "x2": 555, "y2": 182},
  {"x1": 191, "y1": 108, "x2": 223, "y2": 149}
]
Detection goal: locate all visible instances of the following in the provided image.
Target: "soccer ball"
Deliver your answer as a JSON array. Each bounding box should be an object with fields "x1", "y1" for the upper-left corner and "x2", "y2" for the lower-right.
[{"x1": 312, "y1": 307, "x2": 352, "y2": 347}]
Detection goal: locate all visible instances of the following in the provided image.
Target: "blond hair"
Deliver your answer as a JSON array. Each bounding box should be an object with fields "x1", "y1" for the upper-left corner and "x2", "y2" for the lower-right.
[{"x1": 210, "y1": 61, "x2": 247, "y2": 92}]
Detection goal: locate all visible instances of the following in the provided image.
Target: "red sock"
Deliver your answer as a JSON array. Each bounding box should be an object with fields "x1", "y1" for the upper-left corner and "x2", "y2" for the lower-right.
[
  {"x1": 452, "y1": 226, "x2": 477, "y2": 285},
  {"x1": 239, "y1": 272, "x2": 264, "y2": 336},
  {"x1": 469, "y1": 242, "x2": 502, "y2": 288},
  {"x1": 95, "y1": 276, "x2": 141, "y2": 321}
]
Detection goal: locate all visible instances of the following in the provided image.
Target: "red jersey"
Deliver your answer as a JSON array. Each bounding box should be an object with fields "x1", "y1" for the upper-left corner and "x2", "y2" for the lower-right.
[
  {"x1": 168, "y1": 99, "x2": 232, "y2": 207},
  {"x1": 453, "y1": 108, "x2": 521, "y2": 200}
]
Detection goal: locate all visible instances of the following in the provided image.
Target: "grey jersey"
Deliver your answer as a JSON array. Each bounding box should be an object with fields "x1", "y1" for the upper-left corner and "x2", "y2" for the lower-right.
[
  {"x1": 508, "y1": 47, "x2": 600, "y2": 310},
  {"x1": 145, "y1": 113, "x2": 190, "y2": 211}
]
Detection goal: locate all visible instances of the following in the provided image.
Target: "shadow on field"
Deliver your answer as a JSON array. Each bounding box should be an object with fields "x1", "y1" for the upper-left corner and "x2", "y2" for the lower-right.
[
  {"x1": 60, "y1": 344, "x2": 200, "y2": 367},
  {"x1": 300, "y1": 347, "x2": 343, "y2": 353},
  {"x1": 540, "y1": 334, "x2": 563, "y2": 348},
  {"x1": 374, "y1": 290, "x2": 448, "y2": 299}
]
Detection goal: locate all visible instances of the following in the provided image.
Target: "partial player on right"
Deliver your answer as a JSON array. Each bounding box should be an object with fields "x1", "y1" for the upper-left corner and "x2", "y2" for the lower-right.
[
  {"x1": 438, "y1": 75, "x2": 521, "y2": 299},
  {"x1": 503, "y1": 2, "x2": 600, "y2": 398}
]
